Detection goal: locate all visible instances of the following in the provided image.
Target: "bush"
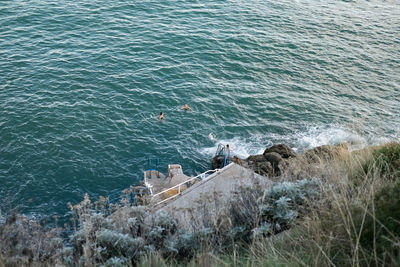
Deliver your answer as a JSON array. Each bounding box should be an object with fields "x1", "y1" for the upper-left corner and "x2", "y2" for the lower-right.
[
  {"x1": 67, "y1": 197, "x2": 181, "y2": 265},
  {"x1": 228, "y1": 179, "x2": 321, "y2": 243},
  {"x1": 372, "y1": 143, "x2": 400, "y2": 180},
  {"x1": 355, "y1": 180, "x2": 400, "y2": 265},
  {"x1": 0, "y1": 214, "x2": 65, "y2": 266},
  {"x1": 165, "y1": 228, "x2": 214, "y2": 261},
  {"x1": 360, "y1": 143, "x2": 400, "y2": 182}
]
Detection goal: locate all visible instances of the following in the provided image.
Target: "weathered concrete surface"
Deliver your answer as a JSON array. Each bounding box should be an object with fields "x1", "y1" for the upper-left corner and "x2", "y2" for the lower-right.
[
  {"x1": 154, "y1": 163, "x2": 274, "y2": 230},
  {"x1": 145, "y1": 165, "x2": 190, "y2": 200}
]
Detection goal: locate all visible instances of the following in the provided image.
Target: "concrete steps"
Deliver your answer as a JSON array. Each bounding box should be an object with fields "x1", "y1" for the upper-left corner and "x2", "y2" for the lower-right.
[{"x1": 153, "y1": 163, "x2": 274, "y2": 229}]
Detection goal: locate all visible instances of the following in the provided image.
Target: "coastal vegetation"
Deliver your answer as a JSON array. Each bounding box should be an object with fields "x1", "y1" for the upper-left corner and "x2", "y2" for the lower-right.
[{"x1": 1, "y1": 143, "x2": 399, "y2": 266}]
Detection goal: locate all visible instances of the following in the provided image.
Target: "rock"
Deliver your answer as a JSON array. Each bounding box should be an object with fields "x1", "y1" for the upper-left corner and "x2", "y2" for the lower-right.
[
  {"x1": 211, "y1": 144, "x2": 298, "y2": 177},
  {"x1": 264, "y1": 152, "x2": 283, "y2": 167},
  {"x1": 212, "y1": 155, "x2": 225, "y2": 169},
  {"x1": 241, "y1": 158, "x2": 273, "y2": 177},
  {"x1": 263, "y1": 144, "x2": 297, "y2": 159},
  {"x1": 232, "y1": 155, "x2": 243, "y2": 165},
  {"x1": 212, "y1": 155, "x2": 244, "y2": 169},
  {"x1": 246, "y1": 154, "x2": 266, "y2": 163},
  {"x1": 264, "y1": 152, "x2": 283, "y2": 175},
  {"x1": 257, "y1": 161, "x2": 273, "y2": 176},
  {"x1": 244, "y1": 152, "x2": 285, "y2": 177}
]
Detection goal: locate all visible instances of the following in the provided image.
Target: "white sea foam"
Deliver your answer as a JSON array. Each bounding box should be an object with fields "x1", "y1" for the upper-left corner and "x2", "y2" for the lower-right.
[
  {"x1": 199, "y1": 136, "x2": 267, "y2": 158},
  {"x1": 293, "y1": 125, "x2": 366, "y2": 151},
  {"x1": 292, "y1": 124, "x2": 396, "y2": 152},
  {"x1": 199, "y1": 124, "x2": 396, "y2": 159}
]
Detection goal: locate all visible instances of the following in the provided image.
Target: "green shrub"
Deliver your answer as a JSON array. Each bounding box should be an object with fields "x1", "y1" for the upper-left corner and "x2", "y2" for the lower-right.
[
  {"x1": 360, "y1": 143, "x2": 400, "y2": 182},
  {"x1": 356, "y1": 180, "x2": 400, "y2": 265},
  {"x1": 228, "y1": 179, "x2": 321, "y2": 244},
  {"x1": 102, "y1": 256, "x2": 129, "y2": 267},
  {"x1": 260, "y1": 179, "x2": 320, "y2": 233},
  {"x1": 165, "y1": 228, "x2": 214, "y2": 261},
  {"x1": 372, "y1": 143, "x2": 400, "y2": 180},
  {"x1": 352, "y1": 144, "x2": 400, "y2": 265}
]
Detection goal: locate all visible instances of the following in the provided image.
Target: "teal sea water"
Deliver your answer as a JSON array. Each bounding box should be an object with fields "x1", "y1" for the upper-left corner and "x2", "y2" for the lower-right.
[{"x1": 1, "y1": 0, "x2": 399, "y2": 218}]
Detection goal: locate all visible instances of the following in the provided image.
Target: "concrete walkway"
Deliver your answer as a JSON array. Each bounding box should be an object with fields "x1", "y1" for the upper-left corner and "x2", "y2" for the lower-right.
[{"x1": 154, "y1": 163, "x2": 274, "y2": 230}]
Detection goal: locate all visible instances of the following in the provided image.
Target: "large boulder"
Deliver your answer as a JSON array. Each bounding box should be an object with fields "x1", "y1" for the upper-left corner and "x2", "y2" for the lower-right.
[
  {"x1": 264, "y1": 152, "x2": 284, "y2": 175},
  {"x1": 246, "y1": 154, "x2": 267, "y2": 163},
  {"x1": 263, "y1": 144, "x2": 297, "y2": 159},
  {"x1": 244, "y1": 152, "x2": 285, "y2": 177},
  {"x1": 257, "y1": 161, "x2": 274, "y2": 177}
]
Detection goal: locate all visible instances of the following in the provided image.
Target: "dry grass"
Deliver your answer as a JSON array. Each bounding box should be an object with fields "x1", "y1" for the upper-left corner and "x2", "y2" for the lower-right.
[{"x1": 214, "y1": 143, "x2": 400, "y2": 267}]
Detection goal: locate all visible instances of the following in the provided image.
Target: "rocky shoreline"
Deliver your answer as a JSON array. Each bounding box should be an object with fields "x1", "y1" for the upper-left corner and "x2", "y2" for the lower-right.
[{"x1": 213, "y1": 143, "x2": 349, "y2": 178}]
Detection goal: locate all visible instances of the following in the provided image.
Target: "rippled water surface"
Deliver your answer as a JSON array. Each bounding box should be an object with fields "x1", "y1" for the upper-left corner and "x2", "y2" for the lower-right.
[{"x1": 1, "y1": 0, "x2": 399, "y2": 217}]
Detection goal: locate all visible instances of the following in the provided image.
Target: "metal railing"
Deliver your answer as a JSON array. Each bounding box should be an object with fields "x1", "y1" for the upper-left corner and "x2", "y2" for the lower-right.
[
  {"x1": 150, "y1": 168, "x2": 220, "y2": 206},
  {"x1": 215, "y1": 143, "x2": 231, "y2": 168}
]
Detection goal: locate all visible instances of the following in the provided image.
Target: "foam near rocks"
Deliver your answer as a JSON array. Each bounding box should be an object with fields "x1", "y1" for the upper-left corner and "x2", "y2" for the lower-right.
[{"x1": 199, "y1": 136, "x2": 269, "y2": 158}]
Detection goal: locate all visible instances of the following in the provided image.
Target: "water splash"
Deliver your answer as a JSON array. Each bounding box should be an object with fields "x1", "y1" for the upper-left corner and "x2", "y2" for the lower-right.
[{"x1": 200, "y1": 135, "x2": 268, "y2": 158}]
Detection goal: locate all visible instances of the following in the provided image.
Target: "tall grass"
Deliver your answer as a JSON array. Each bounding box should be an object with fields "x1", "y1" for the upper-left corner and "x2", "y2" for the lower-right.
[{"x1": 214, "y1": 143, "x2": 400, "y2": 267}]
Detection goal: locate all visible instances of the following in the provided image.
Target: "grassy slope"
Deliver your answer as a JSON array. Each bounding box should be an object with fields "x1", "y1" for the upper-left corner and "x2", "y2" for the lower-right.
[{"x1": 211, "y1": 143, "x2": 400, "y2": 267}]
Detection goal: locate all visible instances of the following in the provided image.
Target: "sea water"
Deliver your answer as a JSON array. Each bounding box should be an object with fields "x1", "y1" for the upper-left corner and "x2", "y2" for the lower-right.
[{"x1": 1, "y1": 0, "x2": 399, "y2": 218}]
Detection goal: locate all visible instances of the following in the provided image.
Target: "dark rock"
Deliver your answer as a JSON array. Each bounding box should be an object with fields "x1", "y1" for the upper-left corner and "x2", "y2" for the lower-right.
[
  {"x1": 263, "y1": 144, "x2": 297, "y2": 159},
  {"x1": 264, "y1": 152, "x2": 283, "y2": 167},
  {"x1": 257, "y1": 161, "x2": 273, "y2": 176},
  {"x1": 244, "y1": 159, "x2": 273, "y2": 177},
  {"x1": 264, "y1": 152, "x2": 283, "y2": 175},
  {"x1": 212, "y1": 155, "x2": 225, "y2": 169},
  {"x1": 244, "y1": 151, "x2": 285, "y2": 177},
  {"x1": 246, "y1": 154, "x2": 266, "y2": 163}
]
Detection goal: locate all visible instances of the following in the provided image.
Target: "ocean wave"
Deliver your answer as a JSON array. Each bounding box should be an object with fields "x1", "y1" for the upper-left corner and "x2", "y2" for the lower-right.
[{"x1": 199, "y1": 123, "x2": 397, "y2": 159}]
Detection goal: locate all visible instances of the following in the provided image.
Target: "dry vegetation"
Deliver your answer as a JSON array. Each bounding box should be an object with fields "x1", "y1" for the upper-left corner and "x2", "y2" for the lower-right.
[{"x1": 1, "y1": 143, "x2": 399, "y2": 266}]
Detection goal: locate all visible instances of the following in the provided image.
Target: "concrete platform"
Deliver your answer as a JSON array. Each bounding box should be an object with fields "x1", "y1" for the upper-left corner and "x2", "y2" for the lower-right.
[{"x1": 153, "y1": 163, "x2": 274, "y2": 230}]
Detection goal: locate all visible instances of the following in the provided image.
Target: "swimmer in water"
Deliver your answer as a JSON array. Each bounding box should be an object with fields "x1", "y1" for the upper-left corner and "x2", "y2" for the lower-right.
[
  {"x1": 208, "y1": 133, "x2": 216, "y2": 142},
  {"x1": 159, "y1": 112, "x2": 164, "y2": 120},
  {"x1": 181, "y1": 104, "x2": 192, "y2": 111}
]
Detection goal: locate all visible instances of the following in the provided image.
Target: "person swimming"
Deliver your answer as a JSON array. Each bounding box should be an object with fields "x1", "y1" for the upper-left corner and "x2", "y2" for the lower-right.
[
  {"x1": 181, "y1": 104, "x2": 192, "y2": 111},
  {"x1": 208, "y1": 133, "x2": 216, "y2": 142},
  {"x1": 159, "y1": 112, "x2": 164, "y2": 120}
]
